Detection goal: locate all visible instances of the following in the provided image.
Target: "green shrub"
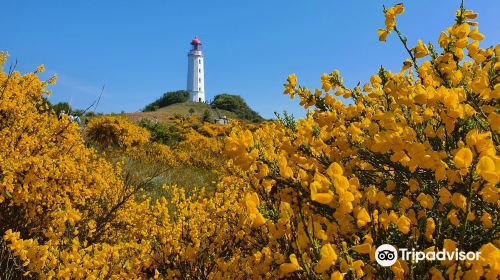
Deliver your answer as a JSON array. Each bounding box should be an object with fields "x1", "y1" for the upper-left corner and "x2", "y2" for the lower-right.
[
  {"x1": 138, "y1": 118, "x2": 185, "y2": 146},
  {"x1": 211, "y1": 94, "x2": 264, "y2": 123},
  {"x1": 202, "y1": 109, "x2": 213, "y2": 122},
  {"x1": 143, "y1": 90, "x2": 189, "y2": 112}
]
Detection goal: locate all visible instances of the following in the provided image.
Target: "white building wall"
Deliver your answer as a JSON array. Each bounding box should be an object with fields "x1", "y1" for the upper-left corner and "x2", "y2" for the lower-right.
[{"x1": 187, "y1": 50, "x2": 205, "y2": 102}]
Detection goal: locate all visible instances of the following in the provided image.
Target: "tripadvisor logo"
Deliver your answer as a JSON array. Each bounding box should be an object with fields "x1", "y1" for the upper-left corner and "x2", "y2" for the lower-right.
[
  {"x1": 375, "y1": 244, "x2": 398, "y2": 267},
  {"x1": 375, "y1": 244, "x2": 481, "y2": 267}
]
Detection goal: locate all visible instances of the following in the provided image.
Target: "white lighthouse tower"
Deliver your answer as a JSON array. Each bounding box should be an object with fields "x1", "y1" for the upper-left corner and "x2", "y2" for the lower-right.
[{"x1": 187, "y1": 37, "x2": 205, "y2": 102}]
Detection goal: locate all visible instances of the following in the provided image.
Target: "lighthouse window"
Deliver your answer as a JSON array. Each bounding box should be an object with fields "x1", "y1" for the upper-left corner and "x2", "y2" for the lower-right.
[
  {"x1": 199, "y1": 68, "x2": 201, "y2": 73},
  {"x1": 199, "y1": 78, "x2": 201, "y2": 82},
  {"x1": 199, "y1": 59, "x2": 201, "y2": 64}
]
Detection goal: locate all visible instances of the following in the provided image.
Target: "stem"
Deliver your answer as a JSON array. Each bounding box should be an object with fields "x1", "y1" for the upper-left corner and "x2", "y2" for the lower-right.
[
  {"x1": 393, "y1": 26, "x2": 420, "y2": 77},
  {"x1": 453, "y1": 158, "x2": 477, "y2": 280}
]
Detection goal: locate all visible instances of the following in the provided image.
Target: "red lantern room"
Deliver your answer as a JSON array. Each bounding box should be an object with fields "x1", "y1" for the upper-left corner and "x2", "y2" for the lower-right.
[{"x1": 191, "y1": 36, "x2": 202, "y2": 50}]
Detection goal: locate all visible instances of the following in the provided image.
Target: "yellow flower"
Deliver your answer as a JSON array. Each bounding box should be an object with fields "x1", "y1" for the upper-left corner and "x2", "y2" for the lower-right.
[
  {"x1": 245, "y1": 192, "x2": 266, "y2": 227},
  {"x1": 401, "y1": 59, "x2": 412, "y2": 71},
  {"x1": 480, "y1": 185, "x2": 499, "y2": 204},
  {"x1": 443, "y1": 239, "x2": 457, "y2": 252},
  {"x1": 385, "y1": 15, "x2": 396, "y2": 32},
  {"x1": 454, "y1": 23, "x2": 470, "y2": 39},
  {"x1": 394, "y1": 3, "x2": 404, "y2": 14},
  {"x1": 476, "y1": 156, "x2": 499, "y2": 184},
  {"x1": 36, "y1": 64, "x2": 45, "y2": 73},
  {"x1": 478, "y1": 243, "x2": 500, "y2": 279},
  {"x1": 352, "y1": 243, "x2": 371, "y2": 255},
  {"x1": 396, "y1": 215, "x2": 411, "y2": 234},
  {"x1": 0, "y1": 51, "x2": 8, "y2": 65},
  {"x1": 378, "y1": 29, "x2": 389, "y2": 42},
  {"x1": 352, "y1": 260, "x2": 364, "y2": 278},
  {"x1": 454, "y1": 148, "x2": 473, "y2": 169},
  {"x1": 256, "y1": 163, "x2": 269, "y2": 179},
  {"x1": 438, "y1": 32, "x2": 450, "y2": 48},
  {"x1": 429, "y1": 267, "x2": 445, "y2": 280},
  {"x1": 417, "y1": 193, "x2": 433, "y2": 210},
  {"x1": 356, "y1": 208, "x2": 371, "y2": 227},
  {"x1": 408, "y1": 179, "x2": 419, "y2": 193},
  {"x1": 280, "y1": 254, "x2": 302, "y2": 274},
  {"x1": 462, "y1": 10, "x2": 478, "y2": 19},
  {"x1": 310, "y1": 181, "x2": 334, "y2": 204},
  {"x1": 481, "y1": 213, "x2": 493, "y2": 228},
  {"x1": 413, "y1": 40, "x2": 428, "y2": 58},
  {"x1": 250, "y1": 211, "x2": 266, "y2": 227},
  {"x1": 48, "y1": 75, "x2": 58, "y2": 84},
  {"x1": 278, "y1": 156, "x2": 294, "y2": 179},
  {"x1": 451, "y1": 193, "x2": 467, "y2": 212},
  {"x1": 425, "y1": 218, "x2": 435, "y2": 241},
  {"x1": 399, "y1": 197, "x2": 413, "y2": 210},
  {"x1": 447, "y1": 209, "x2": 460, "y2": 226},
  {"x1": 314, "y1": 243, "x2": 338, "y2": 273},
  {"x1": 391, "y1": 259, "x2": 406, "y2": 279},
  {"x1": 326, "y1": 162, "x2": 343, "y2": 177},
  {"x1": 331, "y1": 271, "x2": 343, "y2": 280},
  {"x1": 439, "y1": 187, "x2": 452, "y2": 204},
  {"x1": 287, "y1": 74, "x2": 297, "y2": 87},
  {"x1": 370, "y1": 75, "x2": 382, "y2": 87}
]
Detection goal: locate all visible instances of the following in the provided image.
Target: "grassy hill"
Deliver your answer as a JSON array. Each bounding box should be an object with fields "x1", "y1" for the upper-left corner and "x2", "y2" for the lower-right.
[
  {"x1": 126, "y1": 102, "x2": 238, "y2": 123},
  {"x1": 135, "y1": 91, "x2": 265, "y2": 123}
]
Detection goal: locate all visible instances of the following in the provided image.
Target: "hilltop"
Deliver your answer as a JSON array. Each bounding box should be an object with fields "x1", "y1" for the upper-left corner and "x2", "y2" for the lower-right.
[
  {"x1": 136, "y1": 91, "x2": 265, "y2": 123},
  {"x1": 126, "y1": 102, "x2": 238, "y2": 123}
]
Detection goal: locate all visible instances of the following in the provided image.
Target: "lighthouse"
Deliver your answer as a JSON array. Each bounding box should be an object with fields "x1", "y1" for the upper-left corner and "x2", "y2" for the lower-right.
[{"x1": 187, "y1": 36, "x2": 205, "y2": 102}]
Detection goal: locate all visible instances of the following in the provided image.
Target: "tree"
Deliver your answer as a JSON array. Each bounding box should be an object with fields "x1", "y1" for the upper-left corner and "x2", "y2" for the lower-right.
[
  {"x1": 143, "y1": 90, "x2": 189, "y2": 112},
  {"x1": 211, "y1": 94, "x2": 264, "y2": 123},
  {"x1": 51, "y1": 102, "x2": 72, "y2": 115}
]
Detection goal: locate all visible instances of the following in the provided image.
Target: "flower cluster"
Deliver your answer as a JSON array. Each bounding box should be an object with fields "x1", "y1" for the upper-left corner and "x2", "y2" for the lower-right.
[
  {"x1": 377, "y1": 3, "x2": 404, "y2": 42},
  {"x1": 86, "y1": 115, "x2": 151, "y2": 149},
  {"x1": 225, "y1": 3, "x2": 499, "y2": 279}
]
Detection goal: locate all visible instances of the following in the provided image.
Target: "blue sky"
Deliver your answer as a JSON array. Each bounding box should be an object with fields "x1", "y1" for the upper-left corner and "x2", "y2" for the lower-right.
[{"x1": 2, "y1": 0, "x2": 499, "y2": 118}]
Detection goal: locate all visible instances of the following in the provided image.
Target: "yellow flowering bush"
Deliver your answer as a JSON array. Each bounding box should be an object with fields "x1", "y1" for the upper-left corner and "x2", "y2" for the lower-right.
[
  {"x1": 0, "y1": 54, "x2": 141, "y2": 277},
  {"x1": 1, "y1": 2, "x2": 498, "y2": 280},
  {"x1": 0, "y1": 52, "x2": 248, "y2": 279},
  {"x1": 224, "y1": 3, "x2": 499, "y2": 280},
  {"x1": 86, "y1": 115, "x2": 151, "y2": 150},
  {"x1": 0, "y1": 54, "x2": 249, "y2": 279}
]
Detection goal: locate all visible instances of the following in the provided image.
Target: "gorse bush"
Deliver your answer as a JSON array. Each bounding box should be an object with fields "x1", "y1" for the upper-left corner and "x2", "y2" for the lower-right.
[
  {"x1": 224, "y1": 3, "x2": 499, "y2": 279},
  {"x1": 86, "y1": 115, "x2": 151, "y2": 150},
  {"x1": 0, "y1": 53, "x2": 144, "y2": 278},
  {"x1": 0, "y1": 53, "x2": 244, "y2": 279},
  {"x1": 0, "y1": 2, "x2": 498, "y2": 280}
]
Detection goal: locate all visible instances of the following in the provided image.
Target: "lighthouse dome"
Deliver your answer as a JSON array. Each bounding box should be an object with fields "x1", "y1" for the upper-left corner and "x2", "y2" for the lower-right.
[{"x1": 191, "y1": 37, "x2": 201, "y2": 45}]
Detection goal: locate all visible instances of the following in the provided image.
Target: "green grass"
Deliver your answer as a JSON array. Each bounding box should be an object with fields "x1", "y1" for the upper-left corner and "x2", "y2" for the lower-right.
[
  {"x1": 122, "y1": 156, "x2": 218, "y2": 201},
  {"x1": 144, "y1": 166, "x2": 218, "y2": 199}
]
